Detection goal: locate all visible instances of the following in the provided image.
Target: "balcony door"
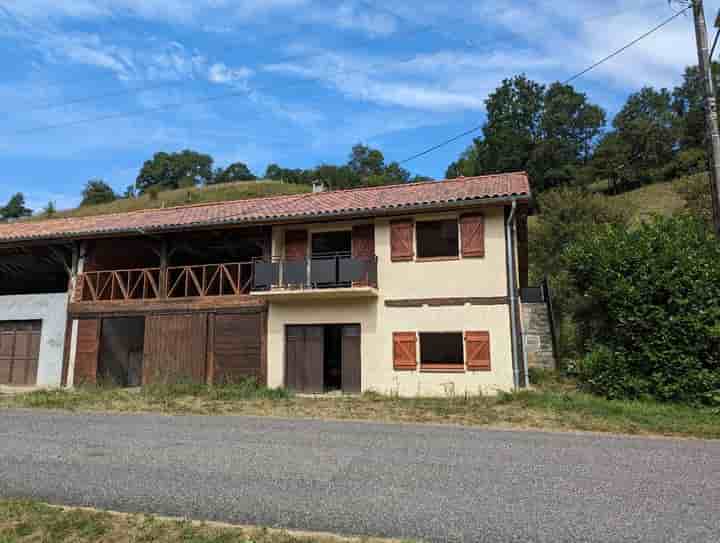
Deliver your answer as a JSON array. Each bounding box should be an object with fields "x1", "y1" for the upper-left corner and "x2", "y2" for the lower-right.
[{"x1": 311, "y1": 231, "x2": 352, "y2": 288}]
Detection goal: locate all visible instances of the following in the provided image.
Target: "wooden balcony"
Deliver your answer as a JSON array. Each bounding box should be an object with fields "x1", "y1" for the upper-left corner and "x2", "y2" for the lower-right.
[
  {"x1": 75, "y1": 262, "x2": 254, "y2": 303},
  {"x1": 73, "y1": 255, "x2": 378, "y2": 307}
]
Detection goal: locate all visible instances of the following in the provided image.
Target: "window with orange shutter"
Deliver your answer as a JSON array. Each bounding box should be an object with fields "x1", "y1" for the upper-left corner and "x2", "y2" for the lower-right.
[
  {"x1": 390, "y1": 221, "x2": 414, "y2": 261},
  {"x1": 460, "y1": 214, "x2": 485, "y2": 258},
  {"x1": 392, "y1": 332, "x2": 417, "y2": 370},
  {"x1": 465, "y1": 331, "x2": 491, "y2": 371}
]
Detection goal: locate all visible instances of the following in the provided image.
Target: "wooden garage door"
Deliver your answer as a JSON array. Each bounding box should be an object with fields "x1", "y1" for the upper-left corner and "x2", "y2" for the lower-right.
[
  {"x1": 212, "y1": 313, "x2": 265, "y2": 384},
  {"x1": 143, "y1": 314, "x2": 207, "y2": 385},
  {"x1": 0, "y1": 321, "x2": 41, "y2": 386},
  {"x1": 286, "y1": 325, "x2": 324, "y2": 393}
]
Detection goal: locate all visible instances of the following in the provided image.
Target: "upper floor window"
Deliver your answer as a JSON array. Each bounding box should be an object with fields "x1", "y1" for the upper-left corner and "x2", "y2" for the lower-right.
[{"x1": 416, "y1": 220, "x2": 459, "y2": 259}]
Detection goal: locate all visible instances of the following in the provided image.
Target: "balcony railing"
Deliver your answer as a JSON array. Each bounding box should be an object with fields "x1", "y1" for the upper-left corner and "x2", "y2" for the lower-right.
[
  {"x1": 166, "y1": 262, "x2": 254, "y2": 298},
  {"x1": 76, "y1": 268, "x2": 162, "y2": 302},
  {"x1": 74, "y1": 256, "x2": 377, "y2": 303},
  {"x1": 75, "y1": 262, "x2": 254, "y2": 302},
  {"x1": 253, "y1": 253, "x2": 378, "y2": 291}
]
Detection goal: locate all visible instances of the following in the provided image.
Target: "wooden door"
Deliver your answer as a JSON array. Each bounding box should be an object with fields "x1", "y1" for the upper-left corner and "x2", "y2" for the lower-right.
[
  {"x1": 74, "y1": 319, "x2": 100, "y2": 385},
  {"x1": 285, "y1": 325, "x2": 324, "y2": 393},
  {"x1": 341, "y1": 325, "x2": 361, "y2": 394},
  {"x1": 212, "y1": 313, "x2": 264, "y2": 384},
  {"x1": 0, "y1": 321, "x2": 41, "y2": 386},
  {"x1": 143, "y1": 314, "x2": 207, "y2": 384}
]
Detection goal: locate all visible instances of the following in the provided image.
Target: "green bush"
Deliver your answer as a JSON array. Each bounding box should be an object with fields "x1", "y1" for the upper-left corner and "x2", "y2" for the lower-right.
[{"x1": 565, "y1": 215, "x2": 720, "y2": 404}]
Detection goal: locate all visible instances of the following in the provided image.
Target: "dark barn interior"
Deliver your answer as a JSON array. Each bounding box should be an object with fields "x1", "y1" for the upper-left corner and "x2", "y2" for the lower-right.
[
  {"x1": 98, "y1": 317, "x2": 146, "y2": 387},
  {"x1": 0, "y1": 245, "x2": 72, "y2": 296}
]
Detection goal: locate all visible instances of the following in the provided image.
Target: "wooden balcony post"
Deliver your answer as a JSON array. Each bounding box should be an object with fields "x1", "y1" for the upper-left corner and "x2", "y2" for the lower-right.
[{"x1": 159, "y1": 239, "x2": 168, "y2": 299}]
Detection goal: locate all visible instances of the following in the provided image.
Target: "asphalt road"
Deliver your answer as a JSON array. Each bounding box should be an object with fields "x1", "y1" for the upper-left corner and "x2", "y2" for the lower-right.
[{"x1": 0, "y1": 411, "x2": 718, "y2": 542}]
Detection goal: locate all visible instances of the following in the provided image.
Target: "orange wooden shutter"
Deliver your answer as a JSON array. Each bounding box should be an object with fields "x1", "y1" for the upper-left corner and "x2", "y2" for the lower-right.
[
  {"x1": 352, "y1": 224, "x2": 375, "y2": 258},
  {"x1": 465, "y1": 331, "x2": 491, "y2": 371},
  {"x1": 390, "y1": 221, "x2": 414, "y2": 261},
  {"x1": 285, "y1": 230, "x2": 308, "y2": 260},
  {"x1": 74, "y1": 319, "x2": 100, "y2": 385},
  {"x1": 393, "y1": 332, "x2": 417, "y2": 370},
  {"x1": 460, "y1": 214, "x2": 485, "y2": 258}
]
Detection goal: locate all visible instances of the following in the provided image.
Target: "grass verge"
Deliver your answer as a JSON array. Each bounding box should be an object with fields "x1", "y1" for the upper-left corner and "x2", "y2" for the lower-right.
[
  {"x1": 0, "y1": 499, "x2": 404, "y2": 543},
  {"x1": 2, "y1": 376, "x2": 718, "y2": 439}
]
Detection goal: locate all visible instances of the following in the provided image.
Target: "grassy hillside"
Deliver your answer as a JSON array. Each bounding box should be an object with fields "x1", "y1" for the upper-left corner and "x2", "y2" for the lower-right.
[
  {"x1": 610, "y1": 180, "x2": 687, "y2": 222},
  {"x1": 35, "y1": 180, "x2": 312, "y2": 221}
]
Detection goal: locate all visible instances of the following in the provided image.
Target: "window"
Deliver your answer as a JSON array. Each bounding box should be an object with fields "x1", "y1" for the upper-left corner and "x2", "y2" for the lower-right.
[
  {"x1": 416, "y1": 220, "x2": 459, "y2": 259},
  {"x1": 419, "y1": 332, "x2": 464, "y2": 370}
]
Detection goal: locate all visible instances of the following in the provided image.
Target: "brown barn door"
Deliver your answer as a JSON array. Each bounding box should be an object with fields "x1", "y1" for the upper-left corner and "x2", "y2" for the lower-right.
[
  {"x1": 212, "y1": 313, "x2": 264, "y2": 385},
  {"x1": 74, "y1": 319, "x2": 100, "y2": 385},
  {"x1": 143, "y1": 314, "x2": 207, "y2": 384},
  {"x1": 0, "y1": 321, "x2": 41, "y2": 386},
  {"x1": 285, "y1": 325, "x2": 324, "y2": 393},
  {"x1": 341, "y1": 325, "x2": 361, "y2": 394}
]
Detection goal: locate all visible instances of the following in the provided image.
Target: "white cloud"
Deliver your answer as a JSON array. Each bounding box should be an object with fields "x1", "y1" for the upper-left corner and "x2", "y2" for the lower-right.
[{"x1": 208, "y1": 63, "x2": 253, "y2": 84}]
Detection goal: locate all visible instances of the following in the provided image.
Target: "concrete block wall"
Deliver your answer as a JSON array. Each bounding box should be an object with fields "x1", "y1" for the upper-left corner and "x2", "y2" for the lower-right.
[
  {"x1": 0, "y1": 292, "x2": 68, "y2": 386},
  {"x1": 521, "y1": 302, "x2": 556, "y2": 370}
]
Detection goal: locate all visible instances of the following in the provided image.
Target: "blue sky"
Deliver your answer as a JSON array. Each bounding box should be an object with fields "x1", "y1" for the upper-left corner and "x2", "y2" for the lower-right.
[{"x1": 0, "y1": 0, "x2": 715, "y2": 211}]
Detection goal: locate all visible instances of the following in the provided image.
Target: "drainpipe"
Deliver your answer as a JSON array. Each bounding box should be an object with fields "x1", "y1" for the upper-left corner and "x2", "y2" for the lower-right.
[{"x1": 505, "y1": 200, "x2": 525, "y2": 389}]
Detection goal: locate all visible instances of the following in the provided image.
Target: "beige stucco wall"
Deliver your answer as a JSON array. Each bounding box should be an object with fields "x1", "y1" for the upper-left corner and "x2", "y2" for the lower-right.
[{"x1": 265, "y1": 205, "x2": 515, "y2": 397}]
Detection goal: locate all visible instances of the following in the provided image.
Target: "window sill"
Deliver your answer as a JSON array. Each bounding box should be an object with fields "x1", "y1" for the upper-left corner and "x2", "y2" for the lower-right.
[
  {"x1": 415, "y1": 256, "x2": 460, "y2": 263},
  {"x1": 420, "y1": 364, "x2": 466, "y2": 373}
]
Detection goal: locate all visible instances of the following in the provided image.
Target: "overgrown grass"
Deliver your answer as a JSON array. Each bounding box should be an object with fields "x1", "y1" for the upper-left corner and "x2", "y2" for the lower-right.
[
  {"x1": 31, "y1": 180, "x2": 311, "y2": 221},
  {"x1": 2, "y1": 376, "x2": 718, "y2": 439},
  {"x1": 0, "y1": 499, "x2": 404, "y2": 543}
]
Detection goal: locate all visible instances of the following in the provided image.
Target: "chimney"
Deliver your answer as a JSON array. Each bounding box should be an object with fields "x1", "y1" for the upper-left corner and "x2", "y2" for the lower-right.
[{"x1": 312, "y1": 179, "x2": 327, "y2": 193}]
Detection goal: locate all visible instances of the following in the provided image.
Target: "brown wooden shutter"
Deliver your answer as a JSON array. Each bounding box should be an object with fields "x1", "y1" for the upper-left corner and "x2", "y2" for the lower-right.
[
  {"x1": 74, "y1": 319, "x2": 100, "y2": 385},
  {"x1": 460, "y1": 214, "x2": 485, "y2": 258},
  {"x1": 390, "y1": 220, "x2": 414, "y2": 262},
  {"x1": 466, "y1": 331, "x2": 491, "y2": 371},
  {"x1": 285, "y1": 230, "x2": 308, "y2": 260},
  {"x1": 352, "y1": 224, "x2": 375, "y2": 258},
  {"x1": 393, "y1": 332, "x2": 417, "y2": 370}
]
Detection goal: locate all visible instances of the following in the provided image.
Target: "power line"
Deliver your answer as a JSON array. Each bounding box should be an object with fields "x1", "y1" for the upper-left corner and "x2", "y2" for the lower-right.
[
  {"x1": 396, "y1": 5, "x2": 692, "y2": 166},
  {"x1": 397, "y1": 124, "x2": 483, "y2": 165},
  {"x1": 563, "y1": 6, "x2": 690, "y2": 84}
]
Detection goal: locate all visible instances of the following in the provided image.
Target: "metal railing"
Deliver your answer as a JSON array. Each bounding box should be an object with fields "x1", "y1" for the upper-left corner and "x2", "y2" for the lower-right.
[{"x1": 253, "y1": 252, "x2": 378, "y2": 291}]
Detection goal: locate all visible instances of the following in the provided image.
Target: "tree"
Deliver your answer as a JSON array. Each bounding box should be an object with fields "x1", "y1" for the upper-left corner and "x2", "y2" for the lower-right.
[
  {"x1": 611, "y1": 86, "x2": 680, "y2": 184},
  {"x1": 366, "y1": 161, "x2": 411, "y2": 186},
  {"x1": 314, "y1": 164, "x2": 358, "y2": 190},
  {"x1": 444, "y1": 76, "x2": 605, "y2": 191},
  {"x1": 43, "y1": 201, "x2": 56, "y2": 217},
  {"x1": 81, "y1": 179, "x2": 117, "y2": 207},
  {"x1": 482, "y1": 75, "x2": 545, "y2": 174},
  {"x1": 135, "y1": 150, "x2": 214, "y2": 193},
  {"x1": 1, "y1": 193, "x2": 32, "y2": 219},
  {"x1": 211, "y1": 162, "x2": 256, "y2": 184},
  {"x1": 672, "y1": 63, "x2": 720, "y2": 150},
  {"x1": 348, "y1": 144, "x2": 385, "y2": 179}
]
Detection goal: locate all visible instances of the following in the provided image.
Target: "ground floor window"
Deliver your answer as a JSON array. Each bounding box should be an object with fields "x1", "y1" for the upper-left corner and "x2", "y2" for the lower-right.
[{"x1": 419, "y1": 332, "x2": 464, "y2": 371}]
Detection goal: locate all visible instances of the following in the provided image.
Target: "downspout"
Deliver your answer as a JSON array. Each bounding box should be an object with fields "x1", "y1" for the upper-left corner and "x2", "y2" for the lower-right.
[{"x1": 505, "y1": 200, "x2": 525, "y2": 389}]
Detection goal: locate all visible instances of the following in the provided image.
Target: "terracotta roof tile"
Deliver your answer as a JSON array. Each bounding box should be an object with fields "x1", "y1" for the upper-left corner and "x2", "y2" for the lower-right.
[{"x1": 0, "y1": 172, "x2": 530, "y2": 244}]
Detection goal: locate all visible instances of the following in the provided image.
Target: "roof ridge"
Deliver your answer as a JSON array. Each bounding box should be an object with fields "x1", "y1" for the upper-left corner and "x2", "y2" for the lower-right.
[{"x1": 1, "y1": 172, "x2": 530, "y2": 234}]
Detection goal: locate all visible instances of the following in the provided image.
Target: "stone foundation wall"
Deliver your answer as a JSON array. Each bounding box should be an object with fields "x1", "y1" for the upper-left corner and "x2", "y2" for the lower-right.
[{"x1": 522, "y1": 302, "x2": 556, "y2": 370}]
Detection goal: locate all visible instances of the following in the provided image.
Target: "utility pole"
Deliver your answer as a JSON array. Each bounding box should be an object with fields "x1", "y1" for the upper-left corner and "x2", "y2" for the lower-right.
[{"x1": 691, "y1": 0, "x2": 720, "y2": 235}]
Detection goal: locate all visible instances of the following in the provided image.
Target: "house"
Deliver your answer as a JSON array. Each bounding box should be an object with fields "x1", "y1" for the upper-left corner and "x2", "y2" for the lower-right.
[{"x1": 0, "y1": 172, "x2": 536, "y2": 396}]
